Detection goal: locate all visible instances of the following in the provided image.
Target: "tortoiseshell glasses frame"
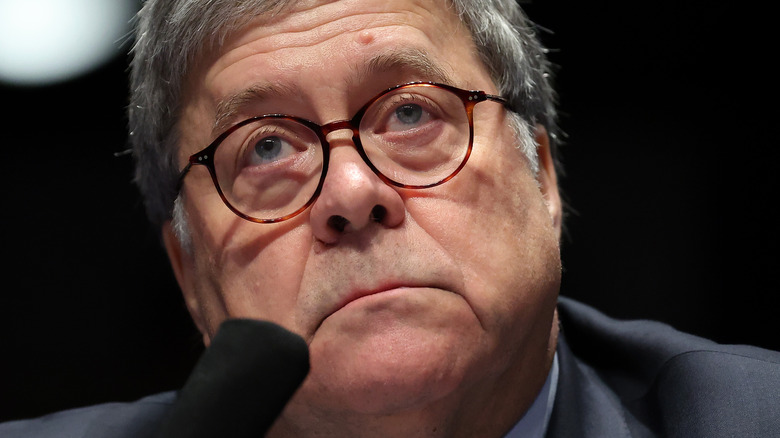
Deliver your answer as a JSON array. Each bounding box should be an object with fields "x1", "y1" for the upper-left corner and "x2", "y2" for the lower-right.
[{"x1": 175, "y1": 82, "x2": 508, "y2": 223}]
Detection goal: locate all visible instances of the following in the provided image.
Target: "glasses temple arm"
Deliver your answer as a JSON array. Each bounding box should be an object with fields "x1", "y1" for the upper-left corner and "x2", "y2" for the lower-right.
[
  {"x1": 484, "y1": 94, "x2": 508, "y2": 106},
  {"x1": 175, "y1": 162, "x2": 194, "y2": 192}
]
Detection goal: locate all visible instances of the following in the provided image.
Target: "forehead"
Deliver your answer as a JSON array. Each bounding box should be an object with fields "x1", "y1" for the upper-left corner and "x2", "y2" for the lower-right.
[
  {"x1": 199, "y1": 0, "x2": 485, "y2": 94},
  {"x1": 178, "y1": 0, "x2": 493, "y2": 152},
  {"x1": 215, "y1": 0, "x2": 467, "y2": 57}
]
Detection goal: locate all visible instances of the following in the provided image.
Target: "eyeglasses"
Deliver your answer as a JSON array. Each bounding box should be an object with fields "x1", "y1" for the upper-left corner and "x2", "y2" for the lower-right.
[{"x1": 176, "y1": 82, "x2": 507, "y2": 223}]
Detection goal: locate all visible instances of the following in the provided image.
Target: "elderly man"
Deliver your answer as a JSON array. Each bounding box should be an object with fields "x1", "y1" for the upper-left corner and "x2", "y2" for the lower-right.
[
  {"x1": 1, "y1": 0, "x2": 778, "y2": 437},
  {"x1": 146, "y1": 0, "x2": 562, "y2": 435}
]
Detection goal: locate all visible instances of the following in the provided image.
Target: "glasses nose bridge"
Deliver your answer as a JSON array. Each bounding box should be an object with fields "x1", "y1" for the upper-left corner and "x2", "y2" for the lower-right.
[
  {"x1": 319, "y1": 119, "x2": 358, "y2": 139},
  {"x1": 318, "y1": 118, "x2": 367, "y2": 160},
  {"x1": 316, "y1": 117, "x2": 389, "y2": 187}
]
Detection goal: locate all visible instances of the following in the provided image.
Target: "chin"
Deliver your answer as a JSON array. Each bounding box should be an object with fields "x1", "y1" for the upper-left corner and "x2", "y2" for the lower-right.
[
  {"x1": 294, "y1": 363, "x2": 467, "y2": 418},
  {"x1": 302, "y1": 324, "x2": 485, "y2": 415},
  {"x1": 292, "y1": 288, "x2": 493, "y2": 415}
]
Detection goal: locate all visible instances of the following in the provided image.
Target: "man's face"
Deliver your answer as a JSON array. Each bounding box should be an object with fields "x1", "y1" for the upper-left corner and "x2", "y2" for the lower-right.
[{"x1": 166, "y1": 0, "x2": 562, "y2": 431}]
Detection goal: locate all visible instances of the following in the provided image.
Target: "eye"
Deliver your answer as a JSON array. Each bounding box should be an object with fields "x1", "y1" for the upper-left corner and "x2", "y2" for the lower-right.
[
  {"x1": 394, "y1": 104, "x2": 424, "y2": 125},
  {"x1": 253, "y1": 136, "x2": 284, "y2": 162},
  {"x1": 361, "y1": 90, "x2": 448, "y2": 151},
  {"x1": 384, "y1": 98, "x2": 435, "y2": 133},
  {"x1": 248, "y1": 135, "x2": 296, "y2": 166},
  {"x1": 223, "y1": 118, "x2": 320, "y2": 179}
]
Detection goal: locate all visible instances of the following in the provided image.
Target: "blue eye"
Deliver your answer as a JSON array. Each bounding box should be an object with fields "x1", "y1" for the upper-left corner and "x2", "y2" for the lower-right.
[
  {"x1": 250, "y1": 135, "x2": 298, "y2": 166},
  {"x1": 385, "y1": 102, "x2": 433, "y2": 133},
  {"x1": 254, "y1": 136, "x2": 284, "y2": 162},
  {"x1": 238, "y1": 120, "x2": 318, "y2": 171},
  {"x1": 395, "y1": 104, "x2": 423, "y2": 125}
]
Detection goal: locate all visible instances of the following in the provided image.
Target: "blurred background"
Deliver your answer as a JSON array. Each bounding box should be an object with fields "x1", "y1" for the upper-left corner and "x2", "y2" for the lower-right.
[{"x1": 1, "y1": 0, "x2": 777, "y2": 423}]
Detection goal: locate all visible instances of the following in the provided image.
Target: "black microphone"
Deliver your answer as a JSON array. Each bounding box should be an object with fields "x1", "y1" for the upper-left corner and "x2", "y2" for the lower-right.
[{"x1": 157, "y1": 319, "x2": 310, "y2": 438}]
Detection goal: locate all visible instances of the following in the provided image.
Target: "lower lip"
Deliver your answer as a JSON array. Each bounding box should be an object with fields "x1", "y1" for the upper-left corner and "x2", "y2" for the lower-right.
[
  {"x1": 339, "y1": 285, "x2": 453, "y2": 312},
  {"x1": 343, "y1": 287, "x2": 414, "y2": 308},
  {"x1": 319, "y1": 286, "x2": 457, "y2": 329}
]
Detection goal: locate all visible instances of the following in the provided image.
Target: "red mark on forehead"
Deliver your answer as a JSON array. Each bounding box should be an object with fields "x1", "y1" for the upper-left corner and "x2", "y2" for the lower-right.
[{"x1": 357, "y1": 30, "x2": 375, "y2": 45}]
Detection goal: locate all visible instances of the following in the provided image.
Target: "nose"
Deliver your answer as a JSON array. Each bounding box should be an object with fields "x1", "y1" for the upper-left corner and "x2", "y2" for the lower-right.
[{"x1": 309, "y1": 135, "x2": 406, "y2": 244}]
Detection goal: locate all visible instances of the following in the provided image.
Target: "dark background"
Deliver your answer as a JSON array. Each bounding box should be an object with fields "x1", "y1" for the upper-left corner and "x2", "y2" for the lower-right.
[{"x1": 2, "y1": 0, "x2": 777, "y2": 423}]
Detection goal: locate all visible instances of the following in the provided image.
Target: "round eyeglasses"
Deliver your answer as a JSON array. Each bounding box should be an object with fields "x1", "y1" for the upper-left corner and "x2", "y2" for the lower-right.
[{"x1": 176, "y1": 82, "x2": 508, "y2": 223}]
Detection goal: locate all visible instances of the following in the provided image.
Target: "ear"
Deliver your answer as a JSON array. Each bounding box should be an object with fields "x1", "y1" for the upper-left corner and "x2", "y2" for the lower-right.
[
  {"x1": 162, "y1": 220, "x2": 211, "y2": 346},
  {"x1": 534, "y1": 125, "x2": 562, "y2": 238}
]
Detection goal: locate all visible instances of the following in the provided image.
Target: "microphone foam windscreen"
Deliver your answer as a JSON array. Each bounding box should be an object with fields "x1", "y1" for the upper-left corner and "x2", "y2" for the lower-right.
[{"x1": 157, "y1": 319, "x2": 310, "y2": 438}]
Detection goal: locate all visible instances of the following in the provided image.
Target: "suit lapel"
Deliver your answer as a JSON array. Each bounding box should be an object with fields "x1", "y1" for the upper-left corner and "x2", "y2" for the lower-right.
[{"x1": 545, "y1": 335, "x2": 635, "y2": 438}]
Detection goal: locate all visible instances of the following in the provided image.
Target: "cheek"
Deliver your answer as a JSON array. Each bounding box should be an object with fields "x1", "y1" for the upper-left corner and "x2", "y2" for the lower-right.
[
  {"x1": 405, "y1": 142, "x2": 560, "y2": 323},
  {"x1": 408, "y1": 144, "x2": 534, "y2": 260},
  {"x1": 188, "y1": 211, "x2": 315, "y2": 337}
]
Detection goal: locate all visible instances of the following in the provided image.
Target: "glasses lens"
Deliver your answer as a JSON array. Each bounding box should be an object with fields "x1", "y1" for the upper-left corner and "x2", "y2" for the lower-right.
[
  {"x1": 359, "y1": 84, "x2": 470, "y2": 187},
  {"x1": 214, "y1": 117, "x2": 324, "y2": 221}
]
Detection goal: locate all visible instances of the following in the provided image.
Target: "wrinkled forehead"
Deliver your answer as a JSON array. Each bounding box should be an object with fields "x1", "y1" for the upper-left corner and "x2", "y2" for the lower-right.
[
  {"x1": 181, "y1": 0, "x2": 485, "y2": 119},
  {"x1": 174, "y1": 0, "x2": 490, "y2": 158},
  {"x1": 189, "y1": 0, "x2": 467, "y2": 71}
]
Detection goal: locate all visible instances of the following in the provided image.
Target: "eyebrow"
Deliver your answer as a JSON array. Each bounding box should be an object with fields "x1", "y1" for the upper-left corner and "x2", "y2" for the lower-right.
[
  {"x1": 212, "y1": 82, "x2": 300, "y2": 136},
  {"x1": 357, "y1": 48, "x2": 455, "y2": 87},
  {"x1": 211, "y1": 48, "x2": 455, "y2": 136}
]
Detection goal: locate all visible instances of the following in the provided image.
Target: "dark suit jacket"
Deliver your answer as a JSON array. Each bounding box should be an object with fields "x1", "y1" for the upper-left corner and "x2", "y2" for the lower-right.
[
  {"x1": 0, "y1": 391, "x2": 174, "y2": 438},
  {"x1": 2, "y1": 298, "x2": 778, "y2": 437},
  {"x1": 549, "y1": 297, "x2": 780, "y2": 437}
]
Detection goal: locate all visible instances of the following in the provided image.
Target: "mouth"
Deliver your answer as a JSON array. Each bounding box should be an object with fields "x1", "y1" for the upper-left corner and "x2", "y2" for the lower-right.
[
  {"x1": 340, "y1": 284, "x2": 414, "y2": 309},
  {"x1": 316, "y1": 282, "x2": 451, "y2": 331}
]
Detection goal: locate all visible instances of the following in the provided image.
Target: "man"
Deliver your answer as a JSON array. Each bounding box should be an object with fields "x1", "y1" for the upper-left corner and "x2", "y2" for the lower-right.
[
  {"x1": 150, "y1": 0, "x2": 562, "y2": 436},
  {"x1": 1, "y1": 0, "x2": 778, "y2": 437}
]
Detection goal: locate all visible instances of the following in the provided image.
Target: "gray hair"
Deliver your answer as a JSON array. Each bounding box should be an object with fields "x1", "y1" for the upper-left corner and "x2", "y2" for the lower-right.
[{"x1": 128, "y1": 0, "x2": 559, "y2": 230}]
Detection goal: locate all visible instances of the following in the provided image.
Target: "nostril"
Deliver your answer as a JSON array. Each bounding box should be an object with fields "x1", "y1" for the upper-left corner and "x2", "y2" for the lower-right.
[
  {"x1": 325, "y1": 207, "x2": 387, "y2": 233},
  {"x1": 327, "y1": 215, "x2": 349, "y2": 232},
  {"x1": 370, "y1": 205, "x2": 387, "y2": 223}
]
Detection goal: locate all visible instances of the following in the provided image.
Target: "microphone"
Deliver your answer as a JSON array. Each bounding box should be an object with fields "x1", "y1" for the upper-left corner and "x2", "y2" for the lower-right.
[{"x1": 157, "y1": 319, "x2": 310, "y2": 438}]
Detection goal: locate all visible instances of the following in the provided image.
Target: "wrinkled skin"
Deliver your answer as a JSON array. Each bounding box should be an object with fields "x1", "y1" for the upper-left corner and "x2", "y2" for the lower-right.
[{"x1": 164, "y1": 0, "x2": 563, "y2": 436}]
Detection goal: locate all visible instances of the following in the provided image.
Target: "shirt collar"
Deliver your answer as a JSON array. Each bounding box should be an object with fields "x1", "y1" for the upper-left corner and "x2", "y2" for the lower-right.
[{"x1": 503, "y1": 353, "x2": 559, "y2": 438}]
